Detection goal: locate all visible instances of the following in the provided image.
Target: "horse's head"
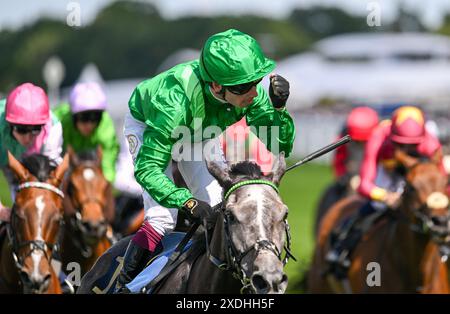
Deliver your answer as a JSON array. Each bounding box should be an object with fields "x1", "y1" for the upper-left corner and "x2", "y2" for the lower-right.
[
  {"x1": 7, "y1": 152, "x2": 68, "y2": 293},
  {"x1": 396, "y1": 149, "x2": 450, "y2": 244},
  {"x1": 207, "y1": 153, "x2": 289, "y2": 294},
  {"x1": 65, "y1": 146, "x2": 110, "y2": 246}
]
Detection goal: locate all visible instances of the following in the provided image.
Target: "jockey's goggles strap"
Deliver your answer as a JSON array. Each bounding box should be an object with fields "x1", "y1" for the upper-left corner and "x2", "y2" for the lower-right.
[{"x1": 224, "y1": 180, "x2": 279, "y2": 201}]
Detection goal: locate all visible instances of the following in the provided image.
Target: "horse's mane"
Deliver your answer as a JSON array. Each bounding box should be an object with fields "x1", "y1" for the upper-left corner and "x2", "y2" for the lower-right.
[
  {"x1": 229, "y1": 161, "x2": 263, "y2": 179},
  {"x1": 21, "y1": 154, "x2": 56, "y2": 182}
]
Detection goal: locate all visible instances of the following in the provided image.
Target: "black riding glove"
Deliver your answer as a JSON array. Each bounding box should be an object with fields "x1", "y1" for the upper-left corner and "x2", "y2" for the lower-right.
[
  {"x1": 269, "y1": 74, "x2": 290, "y2": 108},
  {"x1": 182, "y1": 198, "x2": 216, "y2": 228}
]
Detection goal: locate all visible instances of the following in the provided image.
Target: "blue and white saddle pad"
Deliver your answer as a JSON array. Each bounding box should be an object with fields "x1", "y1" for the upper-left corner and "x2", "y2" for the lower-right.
[{"x1": 126, "y1": 231, "x2": 193, "y2": 293}]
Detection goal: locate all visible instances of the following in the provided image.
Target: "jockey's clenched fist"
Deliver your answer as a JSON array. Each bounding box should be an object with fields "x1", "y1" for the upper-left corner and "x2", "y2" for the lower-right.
[{"x1": 269, "y1": 74, "x2": 290, "y2": 108}]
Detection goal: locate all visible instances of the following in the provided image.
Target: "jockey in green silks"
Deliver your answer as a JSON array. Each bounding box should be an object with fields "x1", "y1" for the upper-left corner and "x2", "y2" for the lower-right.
[
  {"x1": 53, "y1": 82, "x2": 119, "y2": 184},
  {"x1": 115, "y1": 29, "x2": 296, "y2": 292}
]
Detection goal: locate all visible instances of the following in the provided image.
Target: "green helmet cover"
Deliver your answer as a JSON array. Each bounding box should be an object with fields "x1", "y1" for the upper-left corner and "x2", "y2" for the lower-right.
[{"x1": 199, "y1": 29, "x2": 276, "y2": 86}]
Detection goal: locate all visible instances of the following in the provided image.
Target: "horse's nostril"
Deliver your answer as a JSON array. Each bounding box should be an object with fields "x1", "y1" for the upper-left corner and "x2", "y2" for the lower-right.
[
  {"x1": 251, "y1": 274, "x2": 270, "y2": 293},
  {"x1": 280, "y1": 274, "x2": 288, "y2": 285},
  {"x1": 41, "y1": 274, "x2": 51, "y2": 291},
  {"x1": 85, "y1": 222, "x2": 93, "y2": 231},
  {"x1": 277, "y1": 274, "x2": 288, "y2": 291},
  {"x1": 20, "y1": 271, "x2": 31, "y2": 284},
  {"x1": 431, "y1": 216, "x2": 447, "y2": 226}
]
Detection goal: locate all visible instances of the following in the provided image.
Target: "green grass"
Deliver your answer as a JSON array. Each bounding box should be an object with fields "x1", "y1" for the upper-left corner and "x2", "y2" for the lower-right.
[
  {"x1": 0, "y1": 162, "x2": 333, "y2": 293},
  {"x1": 0, "y1": 171, "x2": 12, "y2": 207},
  {"x1": 280, "y1": 162, "x2": 333, "y2": 293}
]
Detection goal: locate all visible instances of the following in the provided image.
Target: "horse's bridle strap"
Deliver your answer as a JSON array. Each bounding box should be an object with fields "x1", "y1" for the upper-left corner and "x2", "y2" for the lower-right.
[
  {"x1": 17, "y1": 182, "x2": 64, "y2": 198},
  {"x1": 224, "y1": 180, "x2": 279, "y2": 200}
]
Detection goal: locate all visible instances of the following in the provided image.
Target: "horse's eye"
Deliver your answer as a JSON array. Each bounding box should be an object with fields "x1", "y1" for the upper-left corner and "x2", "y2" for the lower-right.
[
  {"x1": 226, "y1": 212, "x2": 236, "y2": 223},
  {"x1": 53, "y1": 214, "x2": 63, "y2": 222}
]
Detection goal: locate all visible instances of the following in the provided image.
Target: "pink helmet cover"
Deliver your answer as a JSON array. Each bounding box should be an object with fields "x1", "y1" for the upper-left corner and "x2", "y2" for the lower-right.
[{"x1": 6, "y1": 83, "x2": 50, "y2": 125}]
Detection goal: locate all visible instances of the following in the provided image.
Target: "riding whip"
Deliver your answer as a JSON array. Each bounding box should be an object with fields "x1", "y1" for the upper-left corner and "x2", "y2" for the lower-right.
[{"x1": 286, "y1": 134, "x2": 351, "y2": 172}]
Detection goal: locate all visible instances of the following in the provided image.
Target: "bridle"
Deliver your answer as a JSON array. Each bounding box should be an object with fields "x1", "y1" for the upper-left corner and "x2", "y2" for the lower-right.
[
  {"x1": 398, "y1": 174, "x2": 450, "y2": 262},
  {"x1": 66, "y1": 164, "x2": 109, "y2": 257},
  {"x1": 7, "y1": 181, "x2": 64, "y2": 288},
  {"x1": 207, "y1": 179, "x2": 296, "y2": 293}
]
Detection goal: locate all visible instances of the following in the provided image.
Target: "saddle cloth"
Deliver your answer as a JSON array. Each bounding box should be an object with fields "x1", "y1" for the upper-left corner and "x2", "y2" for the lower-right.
[{"x1": 126, "y1": 231, "x2": 193, "y2": 293}]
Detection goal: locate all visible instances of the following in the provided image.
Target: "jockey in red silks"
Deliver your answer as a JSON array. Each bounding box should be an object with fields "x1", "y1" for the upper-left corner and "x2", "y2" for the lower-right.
[
  {"x1": 358, "y1": 106, "x2": 444, "y2": 205},
  {"x1": 326, "y1": 106, "x2": 445, "y2": 268},
  {"x1": 333, "y1": 106, "x2": 379, "y2": 189}
]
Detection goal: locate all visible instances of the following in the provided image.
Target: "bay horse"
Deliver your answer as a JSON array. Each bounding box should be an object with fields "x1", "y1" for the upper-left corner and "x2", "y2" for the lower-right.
[
  {"x1": 78, "y1": 153, "x2": 293, "y2": 294},
  {"x1": 0, "y1": 152, "x2": 69, "y2": 293},
  {"x1": 314, "y1": 174, "x2": 360, "y2": 235},
  {"x1": 308, "y1": 150, "x2": 450, "y2": 293},
  {"x1": 60, "y1": 147, "x2": 115, "y2": 277}
]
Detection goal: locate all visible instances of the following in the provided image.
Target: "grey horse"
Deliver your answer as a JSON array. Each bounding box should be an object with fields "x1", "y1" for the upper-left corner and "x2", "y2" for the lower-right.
[{"x1": 78, "y1": 153, "x2": 290, "y2": 294}]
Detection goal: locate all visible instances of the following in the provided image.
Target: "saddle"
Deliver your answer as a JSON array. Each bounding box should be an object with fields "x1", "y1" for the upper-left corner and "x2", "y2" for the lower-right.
[
  {"x1": 325, "y1": 209, "x2": 388, "y2": 279},
  {"x1": 126, "y1": 232, "x2": 195, "y2": 293},
  {"x1": 90, "y1": 231, "x2": 199, "y2": 294}
]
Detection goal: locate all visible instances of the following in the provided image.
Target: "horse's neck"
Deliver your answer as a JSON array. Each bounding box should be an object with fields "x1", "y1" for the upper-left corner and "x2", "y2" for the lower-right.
[
  {"x1": 103, "y1": 182, "x2": 115, "y2": 223},
  {"x1": 202, "y1": 217, "x2": 241, "y2": 293},
  {"x1": 392, "y1": 203, "x2": 431, "y2": 283},
  {"x1": 209, "y1": 217, "x2": 227, "y2": 262}
]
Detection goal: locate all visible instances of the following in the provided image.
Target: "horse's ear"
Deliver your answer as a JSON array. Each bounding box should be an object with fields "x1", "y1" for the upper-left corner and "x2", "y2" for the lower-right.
[
  {"x1": 67, "y1": 145, "x2": 79, "y2": 166},
  {"x1": 431, "y1": 148, "x2": 443, "y2": 165},
  {"x1": 49, "y1": 153, "x2": 70, "y2": 186},
  {"x1": 7, "y1": 151, "x2": 29, "y2": 182},
  {"x1": 206, "y1": 159, "x2": 232, "y2": 188},
  {"x1": 394, "y1": 148, "x2": 419, "y2": 169},
  {"x1": 268, "y1": 152, "x2": 286, "y2": 186}
]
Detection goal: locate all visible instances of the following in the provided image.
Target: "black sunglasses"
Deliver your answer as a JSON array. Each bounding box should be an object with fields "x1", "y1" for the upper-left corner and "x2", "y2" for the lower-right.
[
  {"x1": 225, "y1": 78, "x2": 262, "y2": 95},
  {"x1": 74, "y1": 111, "x2": 103, "y2": 123},
  {"x1": 11, "y1": 124, "x2": 43, "y2": 135}
]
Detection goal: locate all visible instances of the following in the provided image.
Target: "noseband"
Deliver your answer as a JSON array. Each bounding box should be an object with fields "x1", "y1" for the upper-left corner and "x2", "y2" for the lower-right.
[
  {"x1": 208, "y1": 179, "x2": 296, "y2": 293},
  {"x1": 401, "y1": 183, "x2": 450, "y2": 262}
]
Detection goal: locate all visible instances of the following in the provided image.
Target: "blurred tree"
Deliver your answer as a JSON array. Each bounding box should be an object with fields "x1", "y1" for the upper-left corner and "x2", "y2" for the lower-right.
[
  {"x1": 0, "y1": 19, "x2": 70, "y2": 92},
  {"x1": 389, "y1": 6, "x2": 426, "y2": 32},
  {"x1": 289, "y1": 7, "x2": 371, "y2": 39},
  {"x1": 437, "y1": 15, "x2": 450, "y2": 36},
  {"x1": 0, "y1": 0, "x2": 313, "y2": 92},
  {"x1": 5, "y1": 1, "x2": 429, "y2": 93}
]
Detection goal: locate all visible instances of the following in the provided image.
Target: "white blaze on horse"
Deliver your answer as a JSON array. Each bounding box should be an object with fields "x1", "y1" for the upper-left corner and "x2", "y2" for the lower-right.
[{"x1": 0, "y1": 152, "x2": 68, "y2": 294}]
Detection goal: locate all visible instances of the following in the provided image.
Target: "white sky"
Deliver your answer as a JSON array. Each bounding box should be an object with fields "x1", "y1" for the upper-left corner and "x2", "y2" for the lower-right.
[{"x1": 0, "y1": 0, "x2": 450, "y2": 31}]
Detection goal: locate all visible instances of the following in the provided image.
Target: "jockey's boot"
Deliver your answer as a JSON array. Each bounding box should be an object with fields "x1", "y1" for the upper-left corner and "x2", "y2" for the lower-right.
[
  {"x1": 325, "y1": 212, "x2": 366, "y2": 278},
  {"x1": 114, "y1": 241, "x2": 155, "y2": 293}
]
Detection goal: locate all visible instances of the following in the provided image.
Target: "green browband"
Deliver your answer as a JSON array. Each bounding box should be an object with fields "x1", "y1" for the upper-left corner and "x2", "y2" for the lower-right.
[{"x1": 224, "y1": 179, "x2": 279, "y2": 201}]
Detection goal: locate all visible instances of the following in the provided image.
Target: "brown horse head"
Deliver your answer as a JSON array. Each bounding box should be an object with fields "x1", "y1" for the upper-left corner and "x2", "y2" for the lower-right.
[
  {"x1": 7, "y1": 151, "x2": 68, "y2": 293},
  {"x1": 206, "y1": 152, "x2": 289, "y2": 294},
  {"x1": 65, "y1": 146, "x2": 112, "y2": 248},
  {"x1": 396, "y1": 149, "x2": 450, "y2": 243}
]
